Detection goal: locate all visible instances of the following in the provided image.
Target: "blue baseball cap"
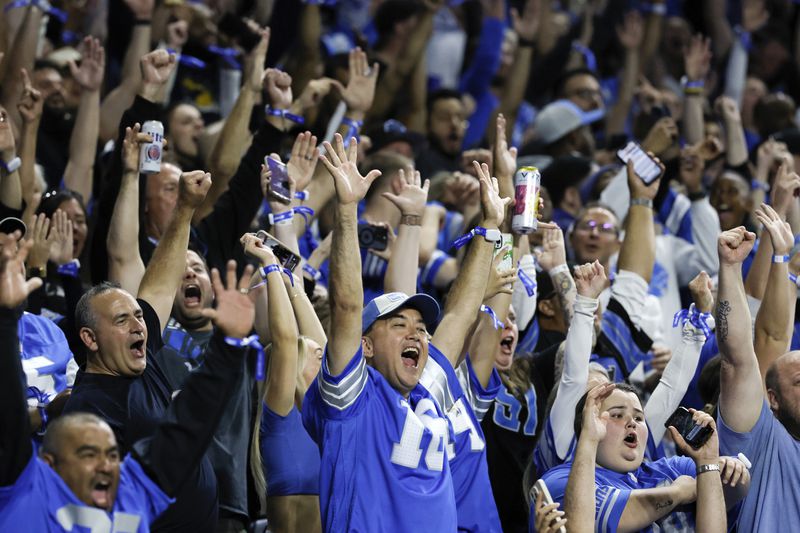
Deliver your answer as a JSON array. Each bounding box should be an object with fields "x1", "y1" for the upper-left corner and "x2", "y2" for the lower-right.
[{"x1": 362, "y1": 292, "x2": 441, "y2": 333}]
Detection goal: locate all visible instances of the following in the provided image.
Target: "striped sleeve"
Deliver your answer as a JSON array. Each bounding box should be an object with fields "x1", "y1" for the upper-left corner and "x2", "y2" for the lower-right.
[
  {"x1": 594, "y1": 485, "x2": 631, "y2": 533},
  {"x1": 456, "y1": 356, "x2": 501, "y2": 422},
  {"x1": 316, "y1": 347, "x2": 369, "y2": 417}
]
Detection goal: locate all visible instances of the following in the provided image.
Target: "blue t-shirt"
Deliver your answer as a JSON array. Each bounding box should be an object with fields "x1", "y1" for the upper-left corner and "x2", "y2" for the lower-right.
[
  {"x1": 421, "y1": 345, "x2": 502, "y2": 532},
  {"x1": 536, "y1": 456, "x2": 696, "y2": 532},
  {"x1": 260, "y1": 403, "x2": 320, "y2": 496},
  {"x1": 303, "y1": 347, "x2": 458, "y2": 532},
  {"x1": 0, "y1": 452, "x2": 173, "y2": 532},
  {"x1": 718, "y1": 400, "x2": 800, "y2": 532}
]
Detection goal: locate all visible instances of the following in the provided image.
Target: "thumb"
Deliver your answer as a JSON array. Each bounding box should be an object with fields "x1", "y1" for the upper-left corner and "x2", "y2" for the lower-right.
[
  {"x1": 199, "y1": 308, "x2": 218, "y2": 321},
  {"x1": 381, "y1": 192, "x2": 400, "y2": 206},
  {"x1": 67, "y1": 59, "x2": 79, "y2": 78},
  {"x1": 668, "y1": 426, "x2": 688, "y2": 451}
]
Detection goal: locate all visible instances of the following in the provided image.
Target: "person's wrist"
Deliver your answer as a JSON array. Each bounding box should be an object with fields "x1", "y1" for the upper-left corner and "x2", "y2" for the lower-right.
[
  {"x1": 400, "y1": 213, "x2": 423, "y2": 225},
  {"x1": 630, "y1": 197, "x2": 653, "y2": 209},
  {"x1": 138, "y1": 83, "x2": 162, "y2": 102},
  {"x1": 480, "y1": 219, "x2": 500, "y2": 230}
]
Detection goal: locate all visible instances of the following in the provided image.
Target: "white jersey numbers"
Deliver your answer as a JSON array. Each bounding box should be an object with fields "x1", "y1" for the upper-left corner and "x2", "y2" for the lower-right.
[{"x1": 391, "y1": 398, "x2": 451, "y2": 471}]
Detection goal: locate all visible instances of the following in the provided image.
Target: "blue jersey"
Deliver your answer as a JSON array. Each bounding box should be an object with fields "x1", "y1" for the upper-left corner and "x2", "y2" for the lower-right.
[
  {"x1": 260, "y1": 403, "x2": 320, "y2": 496},
  {"x1": 420, "y1": 345, "x2": 502, "y2": 532},
  {"x1": 536, "y1": 456, "x2": 696, "y2": 533},
  {"x1": 0, "y1": 452, "x2": 173, "y2": 532},
  {"x1": 19, "y1": 311, "x2": 73, "y2": 405},
  {"x1": 303, "y1": 347, "x2": 458, "y2": 532},
  {"x1": 718, "y1": 401, "x2": 800, "y2": 532}
]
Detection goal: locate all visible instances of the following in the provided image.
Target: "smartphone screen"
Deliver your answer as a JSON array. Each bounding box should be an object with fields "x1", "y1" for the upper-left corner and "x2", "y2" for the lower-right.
[
  {"x1": 616, "y1": 141, "x2": 662, "y2": 185},
  {"x1": 266, "y1": 157, "x2": 292, "y2": 205},
  {"x1": 256, "y1": 231, "x2": 301, "y2": 271},
  {"x1": 664, "y1": 407, "x2": 713, "y2": 449}
]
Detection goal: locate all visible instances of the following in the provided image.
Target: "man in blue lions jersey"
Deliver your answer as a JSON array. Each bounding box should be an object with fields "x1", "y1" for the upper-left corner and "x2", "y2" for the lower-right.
[
  {"x1": 0, "y1": 235, "x2": 257, "y2": 532},
  {"x1": 303, "y1": 133, "x2": 458, "y2": 532}
]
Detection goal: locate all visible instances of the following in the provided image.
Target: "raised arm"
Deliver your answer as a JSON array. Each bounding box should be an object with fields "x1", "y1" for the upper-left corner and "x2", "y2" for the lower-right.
[
  {"x1": 716, "y1": 226, "x2": 762, "y2": 433},
  {"x1": 681, "y1": 35, "x2": 712, "y2": 146},
  {"x1": 133, "y1": 261, "x2": 256, "y2": 497},
  {"x1": 16, "y1": 69, "x2": 43, "y2": 203},
  {"x1": 617, "y1": 157, "x2": 664, "y2": 283},
  {"x1": 646, "y1": 272, "x2": 714, "y2": 444},
  {"x1": 319, "y1": 134, "x2": 380, "y2": 374},
  {"x1": 535, "y1": 225, "x2": 576, "y2": 327},
  {"x1": 383, "y1": 169, "x2": 429, "y2": 295},
  {"x1": 715, "y1": 97, "x2": 748, "y2": 168},
  {"x1": 62, "y1": 37, "x2": 104, "y2": 202},
  {"x1": 0, "y1": 105, "x2": 22, "y2": 210},
  {"x1": 606, "y1": 11, "x2": 643, "y2": 136},
  {"x1": 98, "y1": 0, "x2": 153, "y2": 143},
  {"x1": 550, "y1": 261, "x2": 606, "y2": 458},
  {"x1": 431, "y1": 161, "x2": 511, "y2": 368},
  {"x1": 0, "y1": 6, "x2": 42, "y2": 130},
  {"x1": 243, "y1": 234, "x2": 299, "y2": 416},
  {"x1": 137, "y1": 171, "x2": 211, "y2": 329},
  {"x1": 564, "y1": 383, "x2": 615, "y2": 533},
  {"x1": 107, "y1": 124, "x2": 148, "y2": 295},
  {"x1": 0, "y1": 236, "x2": 42, "y2": 486},
  {"x1": 196, "y1": 28, "x2": 270, "y2": 224},
  {"x1": 753, "y1": 204, "x2": 795, "y2": 381}
]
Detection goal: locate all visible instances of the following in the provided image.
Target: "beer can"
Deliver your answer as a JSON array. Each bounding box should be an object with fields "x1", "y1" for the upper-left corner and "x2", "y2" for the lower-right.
[
  {"x1": 512, "y1": 166, "x2": 540, "y2": 234},
  {"x1": 139, "y1": 120, "x2": 164, "y2": 175}
]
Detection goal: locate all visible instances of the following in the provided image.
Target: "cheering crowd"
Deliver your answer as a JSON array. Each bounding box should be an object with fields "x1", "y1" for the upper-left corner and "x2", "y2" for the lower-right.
[{"x1": 2, "y1": 0, "x2": 800, "y2": 531}]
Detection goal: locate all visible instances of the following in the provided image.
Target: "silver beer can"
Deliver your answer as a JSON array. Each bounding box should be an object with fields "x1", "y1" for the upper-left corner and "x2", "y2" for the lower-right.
[
  {"x1": 139, "y1": 120, "x2": 164, "y2": 175},
  {"x1": 512, "y1": 166, "x2": 540, "y2": 234}
]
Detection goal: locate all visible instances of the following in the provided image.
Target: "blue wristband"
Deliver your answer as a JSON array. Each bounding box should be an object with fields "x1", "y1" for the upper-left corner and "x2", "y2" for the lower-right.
[
  {"x1": 208, "y1": 45, "x2": 241, "y2": 69},
  {"x1": 261, "y1": 264, "x2": 295, "y2": 286},
  {"x1": 303, "y1": 263, "x2": 321, "y2": 280},
  {"x1": 224, "y1": 335, "x2": 266, "y2": 380},
  {"x1": 56, "y1": 260, "x2": 80, "y2": 278},
  {"x1": 773, "y1": 254, "x2": 790, "y2": 264},
  {"x1": 295, "y1": 191, "x2": 309, "y2": 201},
  {"x1": 751, "y1": 179, "x2": 770, "y2": 192},
  {"x1": 453, "y1": 227, "x2": 499, "y2": 249},
  {"x1": 265, "y1": 106, "x2": 305, "y2": 125},
  {"x1": 341, "y1": 117, "x2": 363, "y2": 147},
  {"x1": 480, "y1": 305, "x2": 505, "y2": 330},
  {"x1": 268, "y1": 210, "x2": 294, "y2": 225},
  {"x1": 672, "y1": 304, "x2": 713, "y2": 338},
  {"x1": 517, "y1": 264, "x2": 537, "y2": 297}
]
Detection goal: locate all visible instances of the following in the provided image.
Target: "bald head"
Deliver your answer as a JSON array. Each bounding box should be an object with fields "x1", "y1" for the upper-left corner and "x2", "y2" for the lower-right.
[
  {"x1": 41, "y1": 412, "x2": 114, "y2": 458},
  {"x1": 766, "y1": 351, "x2": 800, "y2": 395}
]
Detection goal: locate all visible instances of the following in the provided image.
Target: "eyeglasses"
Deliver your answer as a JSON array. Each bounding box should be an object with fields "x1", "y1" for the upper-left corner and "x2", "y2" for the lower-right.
[
  {"x1": 575, "y1": 219, "x2": 618, "y2": 235},
  {"x1": 571, "y1": 88, "x2": 603, "y2": 101}
]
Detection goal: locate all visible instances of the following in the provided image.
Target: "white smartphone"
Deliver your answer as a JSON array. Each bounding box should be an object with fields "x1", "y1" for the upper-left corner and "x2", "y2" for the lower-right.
[
  {"x1": 530, "y1": 479, "x2": 566, "y2": 533},
  {"x1": 616, "y1": 141, "x2": 662, "y2": 185}
]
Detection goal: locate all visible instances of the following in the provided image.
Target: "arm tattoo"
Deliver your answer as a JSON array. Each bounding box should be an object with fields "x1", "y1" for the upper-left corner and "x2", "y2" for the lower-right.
[
  {"x1": 716, "y1": 300, "x2": 731, "y2": 343},
  {"x1": 552, "y1": 271, "x2": 577, "y2": 325},
  {"x1": 654, "y1": 499, "x2": 674, "y2": 511}
]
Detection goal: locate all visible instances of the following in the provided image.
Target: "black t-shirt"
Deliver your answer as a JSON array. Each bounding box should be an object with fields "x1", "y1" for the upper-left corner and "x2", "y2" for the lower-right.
[
  {"x1": 481, "y1": 347, "x2": 555, "y2": 533},
  {"x1": 63, "y1": 299, "x2": 218, "y2": 532},
  {"x1": 160, "y1": 317, "x2": 255, "y2": 520}
]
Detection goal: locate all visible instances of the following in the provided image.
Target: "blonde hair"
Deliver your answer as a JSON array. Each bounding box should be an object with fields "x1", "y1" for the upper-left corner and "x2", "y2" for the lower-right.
[{"x1": 249, "y1": 335, "x2": 312, "y2": 512}]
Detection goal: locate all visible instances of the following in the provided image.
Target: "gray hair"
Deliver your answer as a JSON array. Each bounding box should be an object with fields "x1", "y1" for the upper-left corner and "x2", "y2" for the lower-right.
[{"x1": 75, "y1": 281, "x2": 122, "y2": 331}]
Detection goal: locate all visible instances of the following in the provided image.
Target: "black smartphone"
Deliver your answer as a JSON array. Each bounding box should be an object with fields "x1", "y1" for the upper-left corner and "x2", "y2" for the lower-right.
[
  {"x1": 256, "y1": 230, "x2": 301, "y2": 272},
  {"x1": 266, "y1": 157, "x2": 292, "y2": 205},
  {"x1": 616, "y1": 141, "x2": 662, "y2": 185},
  {"x1": 357, "y1": 223, "x2": 389, "y2": 252},
  {"x1": 665, "y1": 407, "x2": 714, "y2": 449},
  {"x1": 217, "y1": 13, "x2": 261, "y2": 53}
]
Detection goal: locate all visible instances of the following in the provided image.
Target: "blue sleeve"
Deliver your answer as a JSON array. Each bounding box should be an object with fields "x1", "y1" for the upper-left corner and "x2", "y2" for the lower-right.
[
  {"x1": 657, "y1": 189, "x2": 694, "y2": 243},
  {"x1": 302, "y1": 347, "x2": 371, "y2": 441},
  {"x1": 459, "y1": 17, "x2": 505, "y2": 98}
]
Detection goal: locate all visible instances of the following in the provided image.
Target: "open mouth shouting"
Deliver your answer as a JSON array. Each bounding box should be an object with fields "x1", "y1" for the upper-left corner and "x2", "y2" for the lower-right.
[
  {"x1": 401, "y1": 346, "x2": 420, "y2": 369},
  {"x1": 623, "y1": 431, "x2": 639, "y2": 449},
  {"x1": 130, "y1": 339, "x2": 145, "y2": 359},
  {"x1": 91, "y1": 478, "x2": 113, "y2": 509},
  {"x1": 183, "y1": 284, "x2": 202, "y2": 307},
  {"x1": 500, "y1": 334, "x2": 515, "y2": 355}
]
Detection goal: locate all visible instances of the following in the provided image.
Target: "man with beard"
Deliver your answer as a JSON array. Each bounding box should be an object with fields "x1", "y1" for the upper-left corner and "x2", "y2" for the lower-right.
[
  {"x1": 416, "y1": 89, "x2": 468, "y2": 178},
  {"x1": 715, "y1": 207, "x2": 800, "y2": 532},
  {"x1": 32, "y1": 60, "x2": 77, "y2": 189}
]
